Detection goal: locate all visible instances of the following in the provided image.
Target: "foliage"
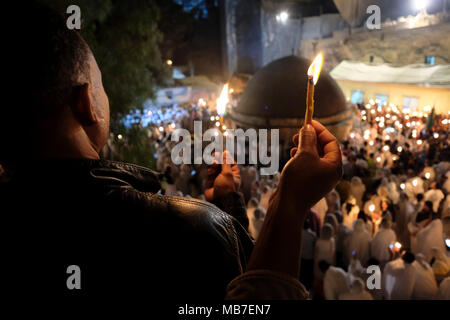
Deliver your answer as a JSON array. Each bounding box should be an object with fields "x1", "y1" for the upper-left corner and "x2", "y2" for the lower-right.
[
  {"x1": 40, "y1": 0, "x2": 171, "y2": 123},
  {"x1": 111, "y1": 124, "x2": 158, "y2": 171}
]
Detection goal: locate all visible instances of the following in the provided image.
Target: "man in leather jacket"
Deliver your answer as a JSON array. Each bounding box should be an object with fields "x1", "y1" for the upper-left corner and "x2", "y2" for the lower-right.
[{"x1": 2, "y1": 2, "x2": 343, "y2": 300}]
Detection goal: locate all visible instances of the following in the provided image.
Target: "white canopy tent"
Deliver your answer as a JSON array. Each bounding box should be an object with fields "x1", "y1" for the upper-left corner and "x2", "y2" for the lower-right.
[
  {"x1": 330, "y1": 61, "x2": 450, "y2": 113},
  {"x1": 331, "y1": 61, "x2": 450, "y2": 88}
]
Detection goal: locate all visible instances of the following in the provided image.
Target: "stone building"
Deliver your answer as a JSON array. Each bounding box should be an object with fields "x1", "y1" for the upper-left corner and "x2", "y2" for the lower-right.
[{"x1": 223, "y1": 0, "x2": 450, "y2": 75}]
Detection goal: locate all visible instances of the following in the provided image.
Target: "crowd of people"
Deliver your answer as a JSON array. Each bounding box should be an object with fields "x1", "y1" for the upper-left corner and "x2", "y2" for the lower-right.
[{"x1": 141, "y1": 99, "x2": 450, "y2": 300}]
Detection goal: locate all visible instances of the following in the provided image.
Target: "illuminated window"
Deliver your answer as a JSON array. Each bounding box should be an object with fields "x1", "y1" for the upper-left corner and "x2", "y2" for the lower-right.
[
  {"x1": 351, "y1": 90, "x2": 364, "y2": 104},
  {"x1": 376, "y1": 94, "x2": 389, "y2": 106},
  {"x1": 403, "y1": 96, "x2": 419, "y2": 112},
  {"x1": 425, "y1": 56, "x2": 435, "y2": 65}
]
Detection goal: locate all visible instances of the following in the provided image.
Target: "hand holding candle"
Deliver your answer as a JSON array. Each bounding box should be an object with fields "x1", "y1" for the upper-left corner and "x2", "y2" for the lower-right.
[{"x1": 304, "y1": 53, "x2": 324, "y2": 127}]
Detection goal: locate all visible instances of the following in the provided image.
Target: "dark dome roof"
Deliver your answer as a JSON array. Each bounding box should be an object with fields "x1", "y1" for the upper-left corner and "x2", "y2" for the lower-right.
[{"x1": 235, "y1": 56, "x2": 347, "y2": 119}]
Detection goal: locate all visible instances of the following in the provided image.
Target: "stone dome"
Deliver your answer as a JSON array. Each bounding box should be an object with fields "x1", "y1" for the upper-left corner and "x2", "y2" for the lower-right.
[{"x1": 234, "y1": 55, "x2": 347, "y2": 120}]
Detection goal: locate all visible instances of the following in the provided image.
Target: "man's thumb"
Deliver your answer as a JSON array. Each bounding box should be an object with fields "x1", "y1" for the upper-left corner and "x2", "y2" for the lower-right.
[{"x1": 299, "y1": 124, "x2": 318, "y2": 155}]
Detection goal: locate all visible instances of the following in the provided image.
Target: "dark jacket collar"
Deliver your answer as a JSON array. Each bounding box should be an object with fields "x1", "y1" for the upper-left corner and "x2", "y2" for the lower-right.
[{"x1": 9, "y1": 158, "x2": 162, "y2": 194}]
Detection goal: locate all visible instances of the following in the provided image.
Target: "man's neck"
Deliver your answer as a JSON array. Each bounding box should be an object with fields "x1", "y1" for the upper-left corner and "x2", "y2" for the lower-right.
[{"x1": 40, "y1": 127, "x2": 100, "y2": 160}]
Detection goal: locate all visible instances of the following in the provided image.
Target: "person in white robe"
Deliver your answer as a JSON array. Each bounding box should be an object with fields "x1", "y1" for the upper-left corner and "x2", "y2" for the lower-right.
[
  {"x1": 259, "y1": 185, "x2": 272, "y2": 211},
  {"x1": 430, "y1": 247, "x2": 450, "y2": 283},
  {"x1": 415, "y1": 217, "x2": 445, "y2": 262},
  {"x1": 322, "y1": 264, "x2": 350, "y2": 300},
  {"x1": 436, "y1": 277, "x2": 450, "y2": 299},
  {"x1": 249, "y1": 207, "x2": 265, "y2": 240},
  {"x1": 312, "y1": 197, "x2": 328, "y2": 227},
  {"x1": 345, "y1": 219, "x2": 372, "y2": 267},
  {"x1": 246, "y1": 198, "x2": 259, "y2": 236},
  {"x1": 382, "y1": 252, "x2": 416, "y2": 300},
  {"x1": 350, "y1": 176, "x2": 366, "y2": 209},
  {"x1": 412, "y1": 253, "x2": 438, "y2": 299},
  {"x1": 339, "y1": 278, "x2": 373, "y2": 300},
  {"x1": 424, "y1": 182, "x2": 445, "y2": 213},
  {"x1": 342, "y1": 196, "x2": 360, "y2": 229},
  {"x1": 370, "y1": 218, "x2": 396, "y2": 268},
  {"x1": 314, "y1": 223, "x2": 336, "y2": 279},
  {"x1": 396, "y1": 192, "x2": 415, "y2": 248}
]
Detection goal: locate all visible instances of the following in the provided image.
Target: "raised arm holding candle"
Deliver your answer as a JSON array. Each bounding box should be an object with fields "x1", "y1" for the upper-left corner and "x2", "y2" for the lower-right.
[{"x1": 304, "y1": 53, "x2": 324, "y2": 127}]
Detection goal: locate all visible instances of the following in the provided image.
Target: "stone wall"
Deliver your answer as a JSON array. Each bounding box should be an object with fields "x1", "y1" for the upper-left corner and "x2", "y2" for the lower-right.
[
  {"x1": 261, "y1": 13, "x2": 348, "y2": 67},
  {"x1": 300, "y1": 13, "x2": 450, "y2": 72},
  {"x1": 224, "y1": 0, "x2": 349, "y2": 76}
]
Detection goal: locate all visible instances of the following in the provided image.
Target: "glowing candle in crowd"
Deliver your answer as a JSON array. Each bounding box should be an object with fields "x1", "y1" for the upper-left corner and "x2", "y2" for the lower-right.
[
  {"x1": 383, "y1": 145, "x2": 389, "y2": 151},
  {"x1": 350, "y1": 133, "x2": 355, "y2": 139},
  {"x1": 376, "y1": 117, "x2": 380, "y2": 122},
  {"x1": 147, "y1": 110, "x2": 152, "y2": 116},
  {"x1": 400, "y1": 183, "x2": 406, "y2": 190},
  {"x1": 215, "y1": 116, "x2": 220, "y2": 121},
  {"x1": 434, "y1": 133, "x2": 439, "y2": 139},
  {"x1": 362, "y1": 116, "x2": 367, "y2": 121},
  {"x1": 369, "y1": 204, "x2": 375, "y2": 212},
  {"x1": 386, "y1": 113, "x2": 391, "y2": 118},
  {"x1": 442, "y1": 119, "x2": 448, "y2": 125},
  {"x1": 361, "y1": 110, "x2": 366, "y2": 115},
  {"x1": 210, "y1": 116, "x2": 215, "y2": 121},
  {"x1": 216, "y1": 83, "x2": 229, "y2": 117},
  {"x1": 215, "y1": 121, "x2": 220, "y2": 127},
  {"x1": 304, "y1": 52, "x2": 324, "y2": 126},
  {"x1": 405, "y1": 115, "x2": 410, "y2": 120},
  {"x1": 369, "y1": 99, "x2": 375, "y2": 105},
  {"x1": 170, "y1": 123, "x2": 176, "y2": 129},
  {"x1": 376, "y1": 156, "x2": 381, "y2": 163},
  {"x1": 159, "y1": 126, "x2": 164, "y2": 132},
  {"x1": 365, "y1": 104, "x2": 371, "y2": 109},
  {"x1": 198, "y1": 98, "x2": 207, "y2": 107},
  {"x1": 425, "y1": 172, "x2": 431, "y2": 179},
  {"x1": 379, "y1": 122, "x2": 385, "y2": 128},
  {"x1": 406, "y1": 122, "x2": 411, "y2": 127},
  {"x1": 166, "y1": 59, "x2": 173, "y2": 66},
  {"x1": 369, "y1": 140, "x2": 374, "y2": 146},
  {"x1": 417, "y1": 139, "x2": 423, "y2": 145},
  {"x1": 413, "y1": 179, "x2": 418, "y2": 187},
  {"x1": 397, "y1": 146, "x2": 403, "y2": 152},
  {"x1": 446, "y1": 239, "x2": 450, "y2": 248},
  {"x1": 394, "y1": 242, "x2": 402, "y2": 250},
  {"x1": 222, "y1": 125, "x2": 227, "y2": 130},
  {"x1": 371, "y1": 109, "x2": 376, "y2": 114},
  {"x1": 385, "y1": 135, "x2": 390, "y2": 140},
  {"x1": 117, "y1": 134, "x2": 123, "y2": 140}
]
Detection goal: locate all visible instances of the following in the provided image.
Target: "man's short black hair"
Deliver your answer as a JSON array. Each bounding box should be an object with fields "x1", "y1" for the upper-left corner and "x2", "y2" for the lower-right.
[
  {"x1": 22, "y1": 1, "x2": 90, "y2": 115},
  {"x1": 402, "y1": 251, "x2": 415, "y2": 264},
  {"x1": 318, "y1": 260, "x2": 330, "y2": 273},
  {"x1": 2, "y1": 1, "x2": 90, "y2": 165}
]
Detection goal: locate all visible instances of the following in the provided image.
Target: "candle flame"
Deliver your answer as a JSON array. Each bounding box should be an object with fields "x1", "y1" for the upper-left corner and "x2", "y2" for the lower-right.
[
  {"x1": 307, "y1": 53, "x2": 324, "y2": 85},
  {"x1": 216, "y1": 83, "x2": 229, "y2": 116}
]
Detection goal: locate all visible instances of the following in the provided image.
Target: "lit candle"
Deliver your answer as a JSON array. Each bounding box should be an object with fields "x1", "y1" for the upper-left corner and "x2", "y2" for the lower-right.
[
  {"x1": 304, "y1": 53, "x2": 324, "y2": 126},
  {"x1": 216, "y1": 83, "x2": 230, "y2": 135}
]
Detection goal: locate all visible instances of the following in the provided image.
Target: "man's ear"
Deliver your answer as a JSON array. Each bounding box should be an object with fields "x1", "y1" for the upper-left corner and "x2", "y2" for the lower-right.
[{"x1": 72, "y1": 83, "x2": 98, "y2": 126}]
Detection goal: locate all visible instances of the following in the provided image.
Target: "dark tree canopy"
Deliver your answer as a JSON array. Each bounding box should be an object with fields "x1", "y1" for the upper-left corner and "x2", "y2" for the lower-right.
[{"x1": 41, "y1": 0, "x2": 174, "y2": 121}]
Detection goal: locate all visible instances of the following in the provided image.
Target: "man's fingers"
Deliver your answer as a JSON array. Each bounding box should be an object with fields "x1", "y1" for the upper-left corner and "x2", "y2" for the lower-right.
[
  {"x1": 290, "y1": 147, "x2": 298, "y2": 158},
  {"x1": 292, "y1": 133, "x2": 299, "y2": 146},
  {"x1": 299, "y1": 124, "x2": 318, "y2": 156}
]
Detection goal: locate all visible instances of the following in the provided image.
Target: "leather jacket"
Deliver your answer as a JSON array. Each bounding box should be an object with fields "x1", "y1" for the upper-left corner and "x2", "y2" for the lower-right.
[{"x1": 1, "y1": 159, "x2": 253, "y2": 299}]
